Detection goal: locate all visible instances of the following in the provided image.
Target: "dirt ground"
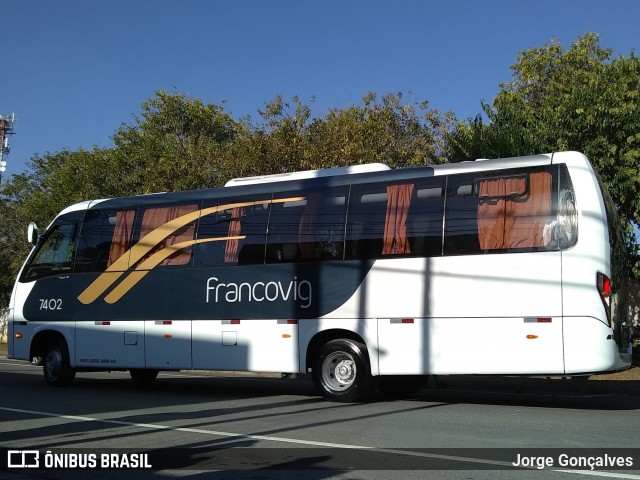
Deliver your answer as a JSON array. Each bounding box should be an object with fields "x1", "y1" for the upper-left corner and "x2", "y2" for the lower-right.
[{"x1": 590, "y1": 362, "x2": 640, "y2": 381}]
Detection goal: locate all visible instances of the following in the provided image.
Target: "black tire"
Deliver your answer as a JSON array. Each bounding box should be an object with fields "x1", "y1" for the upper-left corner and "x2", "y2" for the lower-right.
[
  {"x1": 312, "y1": 339, "x2": 375, "y2": 402},
  {"x1": 130, "y1": 369, "x2": 159, "y2": 384},
  {"x1": 378, "y1": 375, "x2": 428, "y2": 398},
  {"x1": 43, "y1": 341, "x2": 76, "y2": 386}
]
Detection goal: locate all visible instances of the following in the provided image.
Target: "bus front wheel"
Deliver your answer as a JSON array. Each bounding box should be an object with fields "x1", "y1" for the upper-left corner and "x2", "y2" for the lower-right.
[
  {"x1": 43, "y1": 341, "x2": 76, "y2": 386},
  {"x1": 312, "y1": 339, "x2": 374, "y2": 402}
]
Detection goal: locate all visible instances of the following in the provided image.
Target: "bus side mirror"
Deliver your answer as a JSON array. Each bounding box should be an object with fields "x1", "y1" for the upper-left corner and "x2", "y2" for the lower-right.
[{"x1": 27, "y1": 222, "x2": 39, "y2": 246}]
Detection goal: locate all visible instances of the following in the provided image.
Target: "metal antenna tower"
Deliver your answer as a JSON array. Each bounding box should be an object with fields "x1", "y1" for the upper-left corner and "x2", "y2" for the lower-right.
[{"x1": 0, "y1": 113, "x2": 16, "y2": 188}]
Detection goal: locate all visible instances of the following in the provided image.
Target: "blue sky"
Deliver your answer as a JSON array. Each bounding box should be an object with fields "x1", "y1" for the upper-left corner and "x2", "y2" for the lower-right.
[{"x1": 1, "y1": 1, "x2": 639, "y2": 179}]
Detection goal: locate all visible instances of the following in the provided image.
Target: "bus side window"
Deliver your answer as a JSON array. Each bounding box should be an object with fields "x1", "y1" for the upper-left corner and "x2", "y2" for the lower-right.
[
  {"x1": 75, "y1": 209, "x2": 135, "y2": 273},
  {"x1": 346, "y1": 178, "x2": 444, "y2": 260},
  {"x1": 500, "y1": 171, "x2": 553, "y2": 249},
  {"x1": 22, "y1": 214, "x2": 82, "y2": 281},
  {"x1": 266, "y1": 186, "x2": 348, "y2": 263},
  {"x1": 444, "y1": 168, "x2": 555, "y2": 255},
  {"x1": 407, "y1": 185, "x2": 444, "y2": 256},
  {"x1": 345, "y1": 185, "x2": 386, "y2": 260},
  {"x1": 194, "y1": 195, "x2": 271, "y2": 267},
  {"x1": 135, "y1": 203, "x2": 199, "y2": 268},
  {"x1": 194, "y1": 209, "x2": 233, "y2": 267},
  {"x1": 444, "y1": 180, "x2": 481, "y2": 255}
]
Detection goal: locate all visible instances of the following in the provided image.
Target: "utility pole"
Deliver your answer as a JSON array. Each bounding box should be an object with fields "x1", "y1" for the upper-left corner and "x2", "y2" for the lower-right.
[{"x1": 0, "y1": 113, "x2": 16, "y2": 189}]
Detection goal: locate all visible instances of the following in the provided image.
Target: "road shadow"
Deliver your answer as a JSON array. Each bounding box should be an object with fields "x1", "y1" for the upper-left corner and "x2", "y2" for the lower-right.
[{"x1": 414, "y1": 374, "x2": 640, "y2": 410}]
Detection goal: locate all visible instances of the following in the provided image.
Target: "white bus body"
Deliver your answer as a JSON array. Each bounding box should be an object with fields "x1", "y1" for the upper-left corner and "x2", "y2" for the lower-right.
[{"x1": 8, "y1": 151, "x2": 632, "y2": 401}]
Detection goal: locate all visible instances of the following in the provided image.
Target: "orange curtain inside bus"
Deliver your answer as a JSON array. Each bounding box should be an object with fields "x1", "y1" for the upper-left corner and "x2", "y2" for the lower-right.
[
  {"x1": 108, "y1": 210, "x2": 135, "y2": 268},
  {"x1": 382, "y1": 184, "x2": 415, "y2": 255},
  {"x1": 477, "y1": 172, "x2": 552, "y2": 250},
  {"x1": 224, "y1": 207, "x2": 244, "y2": 263},
  {"x1": 140, "y1": 204, "x2": 198, "y2": 266}
]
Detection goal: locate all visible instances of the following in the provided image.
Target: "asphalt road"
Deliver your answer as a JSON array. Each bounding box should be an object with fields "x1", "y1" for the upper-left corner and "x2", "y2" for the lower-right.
[{"x1": 1, "y1": 357, "x2": 640, "y2": 480}]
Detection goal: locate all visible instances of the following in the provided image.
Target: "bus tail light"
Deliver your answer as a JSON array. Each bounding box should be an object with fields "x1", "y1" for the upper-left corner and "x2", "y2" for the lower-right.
[{"x1": 597, "y1": 272, "x2": 612, "y2": 326}]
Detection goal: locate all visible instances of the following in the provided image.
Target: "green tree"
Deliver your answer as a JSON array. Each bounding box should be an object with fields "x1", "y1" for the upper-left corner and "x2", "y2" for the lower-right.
[
  {"x1": 250, "y1": 94, "x2": 313, "y2": 175},
  {"x1": 3, "y1": 90, "x2": 241, "y2": 223},
  {"x1": 305, "y1": 92, "x2": 451, "y2": 169},
  {"x1": 0, "y1": 198, "x2": 25, "y2": 309},
  {"x1": 244, "y1": 92, "x2": 451, "y2": 175},
  {"x1": 112, "y1": 90, "x2": 240, "y2": 192}
]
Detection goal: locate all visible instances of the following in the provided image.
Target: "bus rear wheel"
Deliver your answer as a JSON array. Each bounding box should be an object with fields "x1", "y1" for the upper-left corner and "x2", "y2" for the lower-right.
[
  {"x1": 43, "y1": 341, "x2": 76, "y2": 386},
  {"x1": 312, "y1": 339, "x2": 374, "y2": 402}
]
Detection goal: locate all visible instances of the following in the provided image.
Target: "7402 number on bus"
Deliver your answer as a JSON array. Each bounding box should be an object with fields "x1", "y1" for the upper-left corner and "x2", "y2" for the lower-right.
[{"x1": 39, "y1": 298, "x2": 62, "y2": 310}]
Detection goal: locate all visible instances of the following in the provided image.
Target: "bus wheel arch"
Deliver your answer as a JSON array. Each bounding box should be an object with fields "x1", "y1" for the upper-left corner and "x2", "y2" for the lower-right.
[
  {"x1": 34, "y1": 332, "x2": 76, "y2": 387},
  {"x1": 31, "y1": 330, "x2": 67, "y2": 365},
  {"x1": 308, "y1": 331, "x2": 376, "y2": 402}
]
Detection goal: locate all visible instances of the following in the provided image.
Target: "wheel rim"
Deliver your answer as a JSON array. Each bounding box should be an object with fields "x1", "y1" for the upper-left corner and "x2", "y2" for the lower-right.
[
  {"x1": 44, "y1": 348, "x2": 62, "y2": 382},
  {"x1": 322, "y1": 351, "x2": 356, "y2": 391}
]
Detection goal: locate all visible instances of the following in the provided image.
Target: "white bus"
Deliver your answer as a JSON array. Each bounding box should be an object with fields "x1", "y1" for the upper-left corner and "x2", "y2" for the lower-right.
[{"x1": 7, "y1": 151, "x2": 632, "y2": 401}]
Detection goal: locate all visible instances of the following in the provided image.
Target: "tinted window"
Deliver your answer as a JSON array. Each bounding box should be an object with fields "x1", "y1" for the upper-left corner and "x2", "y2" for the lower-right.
[
  {"x1": 22, "y1": 216, "x2": 80, "y2": 281},
  {"x1": 132, "y1": 203, "x2": 199, "y2": 269},
  {"x1": 444, "y1": 166, "x2": 557, "y2": 255},
  {"x1": 266, "y1": 186, "x2": 348, "y2": 263},
  {"x1": 75, "y1": 209, "x2": 136, "y2": 273},
  {"x1": 194, "y1": 195, "x2": 271, "y2": 267},
  {"x1": 443, "y1": 177, "x2": 480, "y2": 254},
  {"x1": 346, "y1": 178, "x2": 444, "y2": 260}
]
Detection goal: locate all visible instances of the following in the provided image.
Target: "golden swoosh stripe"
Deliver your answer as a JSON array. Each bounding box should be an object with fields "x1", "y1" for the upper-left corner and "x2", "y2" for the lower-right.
[
  {"x1": 77, "y1": 196, "x2": 304, "y2": 305},
  {"x1": 103, "y1": 235, "x2": 245, "y2": 304}
]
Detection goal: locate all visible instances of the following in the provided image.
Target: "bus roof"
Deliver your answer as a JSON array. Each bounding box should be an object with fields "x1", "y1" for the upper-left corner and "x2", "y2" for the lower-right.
[
  {"x1": 224, "y1": 163, "x2": 390, "y2": 187},
  {"x1": 66, "y1": 152, "x2": 576, "y2": 214}
]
